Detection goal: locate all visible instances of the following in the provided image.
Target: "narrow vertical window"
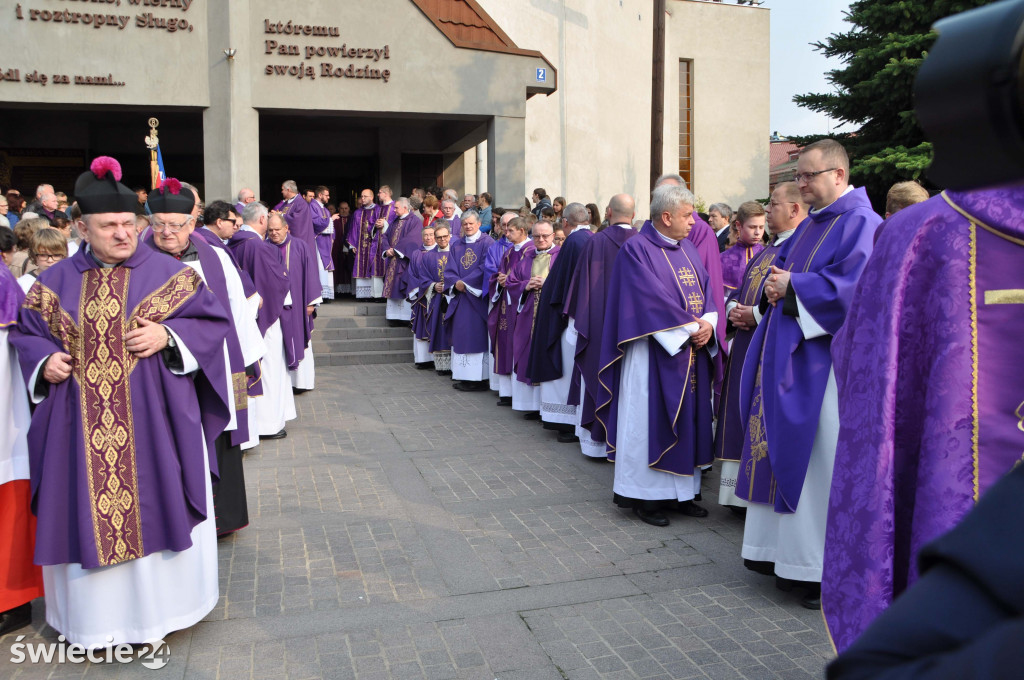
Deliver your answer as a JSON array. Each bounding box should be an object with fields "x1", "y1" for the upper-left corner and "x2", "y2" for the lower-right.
[{"x1": 678, "y1": 59, "x2": 693, "y2": 190}]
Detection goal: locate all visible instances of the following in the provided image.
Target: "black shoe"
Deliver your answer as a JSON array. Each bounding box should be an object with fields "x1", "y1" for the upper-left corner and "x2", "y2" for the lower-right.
[
  {"x1": 387, "y1": 319, "x2": 405, "y2": 327},
  {"x1": 557, "y1": 431, "x2": 580, "y2": 443},
  {"x1": 676, "y1": 500, "x2": 709, "y2": 518},
  {"x1": 497, "y1": 396, "x2": 512, "y2": 406},
  {"x1": 801, "y1": 584, "x2": 822, "y2": 610},
  {"x1": 694, "y1": 492, "x2": 703, "y2": 502},
  {"x1": 259, "y1": 429, "x2": 287, "y2": 440},
  {"x1": 523, "y1": 411, "x2": 541, "y2": 420},
  {"x1": 744, "y1": 559, "x2": 775, "y2": 576},
  {"x1": 320, "y1": 298, "x2": 334, "y2": 304},
  {"x1": 415, "y1": 361, "x2": 435, "y2": 370},
  {"x1": 292, "y1": 387, "x2": 311, "y2": 395},
  {"x1": 0, "y1": 603, "x2": 31, "y2": 636},
  {"x1": 436, "y1": 370, "x2": 452, "y2": 376},
  {"x1": 454, "y1": 380, "x2": 488, "y2": 392},
  {"x1": 633, "y1": 503, "x2": 670, "y2": 527},
  {"x1": 728, "y1": 506, "x2": 748, "y2": 519},
  {"x1": 775, "y1": 575, "x2": 796, "y2": 592}
]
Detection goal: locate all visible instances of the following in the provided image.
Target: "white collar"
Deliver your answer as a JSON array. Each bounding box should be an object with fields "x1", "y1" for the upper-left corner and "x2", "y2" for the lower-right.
[
  {"x1": 809, "y1": 185, "x2": 855, "y2": 215},
  {"x1": 571, "y1": 224, "x2": 591, "y2": 234},
  {"x1": 240, "y1": 224, "x2": 257, "y2": 234},
  {"x1": 285, "y1": 196, "x2": 295, "y2": 204},
  {"x1": 612, "y1": 222, "x2": 632, "y2": 230},
  {"x1": 464, "y1": 231, "x2": 481, "y2": 243},
  {"x1": 655, "y1": 229, "x2": 678, "y2": 246},
  {"x1": 772, "y1": 228, "x2": 797, "y2": 245},
  {"x1": 513, "y1": 240, "x2": 527, "y2": 251},
  {"x1": 715, "y1": 225, "x2": 730, "y2": 237},
  {"x1": 425, "y1": 244, "x2": 437, "y2": 251},
  {"x1": 438, "y1": 246, "x2": 450, "y2": 252}
]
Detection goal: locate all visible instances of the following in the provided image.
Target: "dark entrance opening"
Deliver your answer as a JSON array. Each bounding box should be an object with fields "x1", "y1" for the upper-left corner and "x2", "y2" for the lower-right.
[{"x1": 0, "y1": 106, "x2": 203, "y2": 198}]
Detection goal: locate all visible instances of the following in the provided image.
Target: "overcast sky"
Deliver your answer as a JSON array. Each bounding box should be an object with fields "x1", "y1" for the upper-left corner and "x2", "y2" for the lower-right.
[{"x1": 769, "y1": 0, "x2": 853, "y2": 137}]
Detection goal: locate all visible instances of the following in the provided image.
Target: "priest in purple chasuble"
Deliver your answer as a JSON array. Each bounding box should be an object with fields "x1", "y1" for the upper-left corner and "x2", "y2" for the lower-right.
[
  {"x1": 487, "y1": 216, "x2": 532, "y2": 402},
  {"x1": 442, "y1": 210, "x2": 494, "y2": 389},
  {"x1": 822, "y1": 184, "x2": 1024, "y2": 652},
  {"x1": 229, "y1": 203, "x2": 296, "y2": 441},
  {"x1": 382, "y1": 197, "x2": 424, "y2": 323},
  {"x1": 507, "y1": 221, "x2": 559, "y2": 414},
  {"x1": 595, "y1": 185, "x2": 717, "y2": 528},
  {"x1": 719, "y1": 201, "x2": 767, "y2": 295},
  {"x1": 528, "y1": 205, "x2": 594, "y2": 430},
  {"x1": 483, "y1": 212, "x2": 515, "y2": 393},
  {"x1": 406, "y1": 225, "x2": 438, "y2": 368},
  {"x1": 714, "y1": 184, "x2": 806, "y2": 511},
  {"x1": 145, "y1": 179, "x2": 262, "y2": 538},
  {"x1": 273, "y1": 179, "x2": 316, "y2": 255},
  {"x1": 568, "y1": 194, "x2": 639, "y2": 458},
  {"x1": 735, "y1": 140, "x2": 878, "y2": 609},
  {"x1": 420, "y1": 222, "x2": 454, "y2": 374},
  {"x1": 440, "y1": 199, "x2": 462, "y2": 237},
  {"x1": 347, "y1": 188, "x2": 379, "y2": 297},
  {"x1": 0, "y1": 264, "x2": 44, "y2": 636},
  {"x1": 268, "y1": 213, "x2": 322, "y2": 391},
  {"x1": 9, "y1": 157, "x2": 232, "y2": 647},
  {"x1": 311, "y1": 185, "x2": 335, "y2": 302}
]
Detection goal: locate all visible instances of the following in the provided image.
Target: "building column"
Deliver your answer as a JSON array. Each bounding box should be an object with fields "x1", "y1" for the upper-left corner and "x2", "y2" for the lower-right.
[
  {"x1": 475, "y1": 141, "x2": 487, "y2": 195},
  {"x1": 487, "y1": 116, "x2": 525, "y2": 210},
  {"x1": 203, "y1": 0, "x2": 259, "y2": 202}
]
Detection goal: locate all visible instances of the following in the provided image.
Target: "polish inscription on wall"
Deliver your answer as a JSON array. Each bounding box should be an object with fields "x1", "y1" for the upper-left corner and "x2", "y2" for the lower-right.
[
  {"x1": 3, "y1": 0, "x2": 200, "y2": 89},
  {"x1": 262, "y1": 18, "x2": 391, "y2": 84}
]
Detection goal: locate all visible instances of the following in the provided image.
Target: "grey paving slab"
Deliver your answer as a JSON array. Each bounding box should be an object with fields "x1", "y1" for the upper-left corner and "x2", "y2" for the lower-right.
[{"x1": 1, "y1": 302, "x2": 835, "y2": 679}]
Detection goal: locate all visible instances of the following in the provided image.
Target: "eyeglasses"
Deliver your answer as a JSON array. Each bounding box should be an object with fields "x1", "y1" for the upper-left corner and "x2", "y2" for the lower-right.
[
  {"x1": 36, "y1": 253, "x2": 64, "y2": 261},
  {"x1": 151, "y1": 217, "x2": 193, "y2": 234},
  {"x1": 793, "y1": 168, "x2": 837, "y2": 183},
  {"x1": 435, "y1": 235, "x2": 451, "y2": 239}
]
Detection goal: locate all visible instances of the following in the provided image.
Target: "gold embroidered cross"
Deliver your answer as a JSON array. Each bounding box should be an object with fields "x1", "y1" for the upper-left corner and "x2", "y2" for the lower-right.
[
  {"x1": 461, "y1": 249, "x2": 477, "y2": 269},
  {"x1": 686, "y1": 291, "x2": 703, "y2": 311},
  {"x1": 677, "y1": 267, "x2": 696, "y2": 287}
]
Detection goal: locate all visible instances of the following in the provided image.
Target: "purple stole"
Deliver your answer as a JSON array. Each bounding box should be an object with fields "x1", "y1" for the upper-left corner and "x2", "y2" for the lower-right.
[
  {"x1": 822, "y1": 186, "x2": 1024, "y2": 652},
  {"x1": 382, "y1": 213, "x2": 424, "y2": 299},
  {"x1": 0, "y1": 260, "x2": 23, "y2": 325},
  {"x1": 713, "y1": 240, "x2": 785, "y2": 464},
  {"x1": 568, "y1": 226, "x2": 637, "y2": 437},
  {"x1": 443, "y1": 234, "x2": 495, "y2": 355},
  {"x1": 370, "y1": 203, "x2": 397, "y2": 277},
  {"x1": 509, "y1": 245, "x2": 559, "y2": 383},
  {"x1": 311, "y1": 201, "x2": 334, "y2": 270},
  {"x1": 595, "y1": 223, "x2": 716, "y2": 472},
  {"x1": 11, "y1": 246, "x2": 231, "y2": 568},
  {"x1": 276, "y1": 236, "x2": 320, "y2": 368},
  {"x1": 488, "y1": 243, "x2": 531, "y2": 377},
  {"x1": 736, "y1": 187, "x2": 878, "y2": 514},
  {"x1": 720, "y1": 242, "x2": 766, "y2": 293},
  {"x1": 423, "y1": 249, "x2": 452, "y2": 352},
  {"x1": 407, "y1": 247, "x2": 433, "y2": 341},
  {"x1": 347, "y1": 205, "x2": 380, "y2": 279}
]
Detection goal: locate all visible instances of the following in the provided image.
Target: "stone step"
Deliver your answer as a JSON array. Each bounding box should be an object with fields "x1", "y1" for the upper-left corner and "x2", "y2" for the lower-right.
[
  {"x1": 317, "y1": 315, "x2": 391, "y2": 329},
  {"x1": 316, "y1": 350, "x2": 415, "y2": 366},
  {"x1": 312, "y1": 325, "x2": 411, "y2": 341},
  {"x1": 312, "y1": 337, "x2": 413, "y2": 353},
  {"x1": 317, "y1": 301, "x2": 386, "y2": 317}
]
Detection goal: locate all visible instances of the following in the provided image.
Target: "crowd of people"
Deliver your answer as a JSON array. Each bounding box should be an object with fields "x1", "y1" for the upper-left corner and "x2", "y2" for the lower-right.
[{"x1": 1, "y1": 138, "x2": 1021, "y2": 673}]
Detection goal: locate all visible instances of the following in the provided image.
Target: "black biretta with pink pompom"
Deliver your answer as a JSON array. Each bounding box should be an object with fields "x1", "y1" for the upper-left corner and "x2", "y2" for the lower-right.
[
  {"x1": 146, "y1": 177, "x2": 195, "y2": 215},
  {"x1": 73, "y1": 156, "x2": 139, "y2": 215}
]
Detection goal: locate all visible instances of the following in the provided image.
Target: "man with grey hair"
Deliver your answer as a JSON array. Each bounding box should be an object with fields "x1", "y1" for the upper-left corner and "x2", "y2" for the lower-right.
[
  {"x1": 708, "y1": 202, "x2": 734, "y2": 251},
  {"x1": 22, "y1": 183, "x2": 53, "y2": 216},
  {"x1": 273, "y1": 179, "x2": 316, "y2": 254},
  {"x1": 382, "y1": 197, "x2": 424, "y2": 324},
  {"x1": 234, "y1": 188, "x2": 256, "y2": 216},
  {"x1": 440, "y1": 199, "x2": 462, "y2": 236},
  {"x1": 528, "y1": 202, "x2": 594, "y2": 440},
  {"x1": 596, "y1": 184, "x2": 717, "y2": 527},
  {"x1": 443, "y1": 189, "x2": 463, "y2": 218}
]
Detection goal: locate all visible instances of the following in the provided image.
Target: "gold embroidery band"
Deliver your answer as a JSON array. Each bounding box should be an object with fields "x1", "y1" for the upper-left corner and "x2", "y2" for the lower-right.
[
  {"x1": 984, "y1": 289, "x2": 1024, "y2": 305},
  {"x1": 22, "y1": 283, "x2": 81, "y2": 360},
  {"x1": 233, "y1": 372, "x2": 249, "y2": 411},
  {"x1": 80, "y1": 268, "x2": 144, "y2": 567}
]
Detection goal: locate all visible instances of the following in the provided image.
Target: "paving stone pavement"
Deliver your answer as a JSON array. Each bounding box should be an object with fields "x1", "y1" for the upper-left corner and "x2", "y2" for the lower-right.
[{"x1": 0, "y1": 360, "x2": 835, "y2": 679}]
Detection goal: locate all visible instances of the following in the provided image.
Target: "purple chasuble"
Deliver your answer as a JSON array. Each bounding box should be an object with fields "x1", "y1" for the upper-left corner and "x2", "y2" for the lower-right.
[
  {"x1": 420, "y1": 249, "x2": 453, "y2": 352},
  {"x1": 382, "y1": 212, "x2": 424, "y2": 299},
  {"x1": 735, "y1": 187, "x2": 878, "y2": 514},
  {"x1": 822, "y1": 186, "x2": 1024, "y2": 652},
  {"x1": 443, "y1": 234, "x2": 494, "y2": 355},
  {"x1": 311, "y1": 200, "x2": 334, "y2": 270},
  {"x1": 406, "y1": 246, "x2": 434, "y2": 342},
  {"x1": 10, "y1": 246, "x2": 231, "y2": 569},
  {"x1": 509, "y1": 245, "x2": 559, "y2": 383},
  {"x1": 0, "y1": 262, "x2": 22, "y2": 326},
  {"x1": 488, "y1": 242, "x2": 532, "y2": 377},
  {"x1": 483, "y1": 236, "x2": 513, "y2": 289},
  {"x1": 713, "y1": 239, "x2": 787, "y2": 464},
  {"x1": 273, "y1": 196, "x2": 316, "y2": 255},
  {"x1": 720, "y1": 242, "x2": 766, "y2": 294},
  {"x1": 275, "y1": 235, "x2": 320, "y2": 368},
  {"x1": 528, "y1": 227, "x2": 592, "y2": 384},
  {"x1": 595, "y1": 223, "x2": 717, "y2": 473},
  {"x1": 227, "y1": 229, "x2": 290, "y2": 336},
  {"x1": 346, "y1": 204, "x2": 380, "y2": 279},
  {"x1": 371, "y1": 203, "x2": 397, "y2": 277},
  {"x1": 568, "y1": 225, "x2": 637, "y2": 439}
]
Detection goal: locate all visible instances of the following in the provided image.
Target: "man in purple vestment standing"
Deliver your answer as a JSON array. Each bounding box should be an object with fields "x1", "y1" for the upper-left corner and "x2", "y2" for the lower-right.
[
  {"x1": 484, "y1": 212, "x2": 515, "y2": 394},
  {"x1": 443, "y1": 210, "x2": 493, "y2": 391},
  {"x1": 441, "y1": 199, "x2": 462, "y2": 237},
  {"x1": 382, "y1": 197, "x2": 424, "y2": 325},
  {"x1": 422, "y1": 222, "x2": 454, "y2": 374},
  {"x1": 596, "y1": 184, "x2": 717, "y2": 527},
  {"x1": 10, "y1": 156, "x2": 232, "y2": 646},
  {"x1": 331, "y1": 201, "x2": 352, "y2": 296},
  {"x1": 506, "y1": 220, "x2": 558, "y2": 417},
  {"x1": 406, "y1": 225, "x2": 437, "y2": 368},
  {"x1": 719, "y1": 201, "x2": 766, "y2": 296},
  {"x1": 311, "y1": 186, "x2": 336, "y2": 303},
  {"x1": 714, "y1": 184, "x2": 805, "y2": 514},
  {"x1": 569, "y1": 194, "x2": 637, "y2": 459},
  {"x1": 822, "y1": 183, "x2": 1024, "y2": 651},
  {"x1": 736, "y1": 139, "x2": 879, "y2": 610},
  {"x1": 368, "y1": 186, "x2": 398, "y2": 301},
  {"x1": 234, "y1": 188, "x2": 256, "y2": 218},
  {"x1": 347, "y1": 189, "x2": 379, "y2": 299},
  {"x1": 267, "y1": 213, "x2": 322, "y2": 393},
  {"x1": 273, "y1": 180, "x2": 316, "y2": 256},
  {"x1": 230, "y1": 203, "x2": 295, "y2": 441},
  {"x1": 488, "y1": 216, "x2": 532, "y2": 405}
]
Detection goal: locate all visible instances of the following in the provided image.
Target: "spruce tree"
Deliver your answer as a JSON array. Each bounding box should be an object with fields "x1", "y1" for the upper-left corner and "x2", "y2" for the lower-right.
[{"x1": 791, "y1": 0, "x2": 997, "y2": 209}]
